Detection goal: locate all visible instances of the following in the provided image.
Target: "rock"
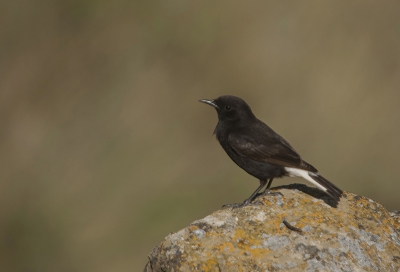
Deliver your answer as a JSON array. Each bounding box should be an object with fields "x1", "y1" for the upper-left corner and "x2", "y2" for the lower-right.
[{"x1": 144, "y1": 184, "x2": 400, "y2": 272}]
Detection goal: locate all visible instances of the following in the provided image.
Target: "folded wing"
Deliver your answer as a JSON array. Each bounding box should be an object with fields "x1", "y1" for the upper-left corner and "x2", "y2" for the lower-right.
[{"x1": 228, "y1": 126, "x2": 317, "y2": 172}]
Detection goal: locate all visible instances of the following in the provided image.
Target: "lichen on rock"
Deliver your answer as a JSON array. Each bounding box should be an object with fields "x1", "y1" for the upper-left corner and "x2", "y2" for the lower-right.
[{"x1": 144, "y1": 184, "x2": 400, "y2": 272}]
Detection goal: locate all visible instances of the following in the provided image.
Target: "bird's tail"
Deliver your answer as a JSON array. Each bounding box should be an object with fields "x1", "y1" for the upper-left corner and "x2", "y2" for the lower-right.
[
  {"x1": 285, "y1": 167, "x2": 343, "y2": 201},
  {"x1": 308, "y1": 172, "x2": 343, "y2": 202}
]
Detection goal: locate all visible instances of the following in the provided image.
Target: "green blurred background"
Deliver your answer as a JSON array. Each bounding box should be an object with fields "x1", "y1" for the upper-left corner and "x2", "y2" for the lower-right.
[{"x1": 1, "y1": 1, "x2": 400, "y2": 271}]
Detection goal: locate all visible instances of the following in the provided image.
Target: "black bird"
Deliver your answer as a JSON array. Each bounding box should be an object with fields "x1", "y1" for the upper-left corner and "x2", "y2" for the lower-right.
[{"x1": 199, "y1": 95, "x2": 343, "y2": 207}]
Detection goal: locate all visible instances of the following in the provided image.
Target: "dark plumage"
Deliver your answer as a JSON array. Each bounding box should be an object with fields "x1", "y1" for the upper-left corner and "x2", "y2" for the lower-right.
[{"x1": 200, "y1": 95, "x2": 343, "y2": 207}]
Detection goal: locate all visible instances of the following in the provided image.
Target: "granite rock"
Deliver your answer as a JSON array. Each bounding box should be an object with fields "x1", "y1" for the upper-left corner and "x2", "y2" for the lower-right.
[{"x1": 144, "y1": 184, "x2": 400, "y2": 272}]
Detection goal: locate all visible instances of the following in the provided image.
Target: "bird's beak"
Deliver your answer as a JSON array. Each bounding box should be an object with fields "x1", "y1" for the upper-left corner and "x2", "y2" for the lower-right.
[{"x1": 199, "y1": 99, "x2": 219, "y2": 109}]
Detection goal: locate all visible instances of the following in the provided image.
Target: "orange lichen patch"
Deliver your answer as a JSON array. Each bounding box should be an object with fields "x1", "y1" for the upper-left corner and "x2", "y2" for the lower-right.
[
  {"x1": 297, "y1": 196, "x2": 313, "y2": 205},
  {"x1": 387, "y1": 243, "x2": 400, "y2": 253},
  {"x1": 233, "y1": 229, "x2": 248, "y2": 239},
  {"x1": 230, "y1": 229, "x2": 272, "y2": 259},
  {"x1": 233, "y1": 229, "x2": 261, "y2": 246},
  {"x1": 393, "y1": 217, "x2": 400, "y2": 228},
  {"x1": 247, "y1": 247, "x2": 271, "y2": 259},
  {"x1": 334, "y1": 221, "x2": 349, "y2": 229},
  {"x1": 259, "y1": 196, "x2": 289, "y2": 208},
  {"x1": 303, "y1": 212, "x2": 328, "y2": 223},
  {"x1": 198, "y1": 258, "x2": 219, "y2": 272},
  {"x1": 205, "y1": 251, "x2": 213, "y2": 258},
  {"x1": 212, "y1": 241, "x2": 235, "y2": 253},
  {"x1": 212, "y1": 230, "x2": 226, "y2": 238},
  {"x1": 259, "y1": 197, "x2": 276, "y2": 206},
  {"x1": 188, "y1": 225, "x2": 198, "y2": 232},
  {"x1": 233, "y1": 229, "x2": 265, "y2": 246}
]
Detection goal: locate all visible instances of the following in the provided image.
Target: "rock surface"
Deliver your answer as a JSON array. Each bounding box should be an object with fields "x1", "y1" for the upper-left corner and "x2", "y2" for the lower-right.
[{"x1": 144, "y1": 184, "x2": 400, "y2": 272}]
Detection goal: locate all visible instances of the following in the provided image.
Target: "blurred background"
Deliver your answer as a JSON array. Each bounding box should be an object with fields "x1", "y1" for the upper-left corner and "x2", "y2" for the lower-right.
[{"x1": 1, "y1": 1, "x2": 400, "y2": 271}]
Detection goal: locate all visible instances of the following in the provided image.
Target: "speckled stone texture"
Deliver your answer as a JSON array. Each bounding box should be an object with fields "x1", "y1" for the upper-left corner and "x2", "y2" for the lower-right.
[{"x1": 144, "y1": 184, "x2": 400, "y2": 272}]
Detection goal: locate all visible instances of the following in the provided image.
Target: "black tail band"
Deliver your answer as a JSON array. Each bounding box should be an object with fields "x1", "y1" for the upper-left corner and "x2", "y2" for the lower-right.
[{"x1": 309, "y1": 173, "x2": 343, "y2": 202}]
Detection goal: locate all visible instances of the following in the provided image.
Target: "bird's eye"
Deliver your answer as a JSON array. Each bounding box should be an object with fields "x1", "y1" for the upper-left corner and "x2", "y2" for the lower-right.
[{"x1": 225, "y1": 105, "x2": 232, "y2": 111}]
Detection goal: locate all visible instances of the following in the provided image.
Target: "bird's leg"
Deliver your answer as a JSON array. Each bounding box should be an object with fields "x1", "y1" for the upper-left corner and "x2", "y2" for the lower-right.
[
  {"x1": 223, "y1": 179, "x2": 267, "y2": 209},
  {"x1": 260, "y1": 178, "x2": 283, "y2": 196}
]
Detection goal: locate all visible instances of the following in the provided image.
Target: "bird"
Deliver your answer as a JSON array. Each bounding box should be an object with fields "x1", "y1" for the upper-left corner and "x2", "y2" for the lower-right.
[{"x1": 199, "y1": 95, "x2": 343, "y2": 208}]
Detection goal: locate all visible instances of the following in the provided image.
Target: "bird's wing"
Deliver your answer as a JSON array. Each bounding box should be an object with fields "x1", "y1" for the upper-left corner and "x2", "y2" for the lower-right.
[{"x1": 228, "y1": 128, "x2": 317, "y2": 172}]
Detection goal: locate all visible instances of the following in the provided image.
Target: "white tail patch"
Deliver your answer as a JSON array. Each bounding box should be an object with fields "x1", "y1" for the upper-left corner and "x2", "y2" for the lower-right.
[{"x1": 284, "y1": 167, "x2": 327, "y2": 192}]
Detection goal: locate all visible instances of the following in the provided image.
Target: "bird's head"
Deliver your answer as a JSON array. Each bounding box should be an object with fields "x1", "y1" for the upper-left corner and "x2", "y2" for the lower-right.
[{"x1": 199, "y1": 95, "x2": 256, "y2": 125}]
